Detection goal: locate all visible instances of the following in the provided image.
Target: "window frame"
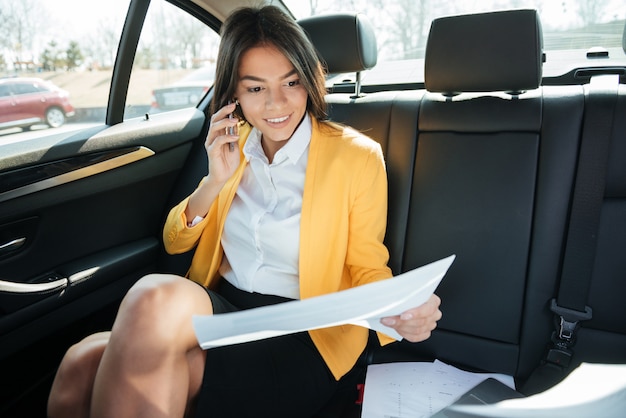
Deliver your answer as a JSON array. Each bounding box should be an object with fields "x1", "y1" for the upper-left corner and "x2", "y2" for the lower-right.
[{"x1": 108, "y1": 0, "x2": 222, "y2": 125}]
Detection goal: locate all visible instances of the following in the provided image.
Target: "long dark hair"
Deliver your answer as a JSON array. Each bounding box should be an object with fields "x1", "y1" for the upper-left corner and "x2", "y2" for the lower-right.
[{"x1": 210, "y1": 5, "x2": 327, "y2": 122}]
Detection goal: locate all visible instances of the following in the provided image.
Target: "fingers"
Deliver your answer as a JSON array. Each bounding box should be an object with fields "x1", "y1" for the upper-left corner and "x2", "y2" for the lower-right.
[
  {"x1": 201, "y1": 103, "x2": 242, "y2": 184},
  {"x1": 380, "y1": 294, "x2": 442, "y2": 343},
  {"x1": 208, "y1": 102, "x2": 239, "y2": 148}
]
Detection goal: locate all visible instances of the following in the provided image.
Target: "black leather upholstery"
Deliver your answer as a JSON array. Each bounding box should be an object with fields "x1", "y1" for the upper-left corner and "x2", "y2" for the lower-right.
[
  {"x1": 575, "y1": 86, "x2": 626, "y2": 362},
  {"x1": 425, "y1": 9, "x2": 543, "y2": 93},
  {"x1": 301, "y1": 9, "x2": 626, "y2": 387},
  {"x1": 298, "y1": 13, "x2": 377, "y2": 74}
]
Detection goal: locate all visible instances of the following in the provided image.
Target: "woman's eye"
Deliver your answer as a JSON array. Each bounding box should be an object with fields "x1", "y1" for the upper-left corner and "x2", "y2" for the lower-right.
[
  {"x1": 247, "y1": 86, "x2": 262, "y2": 93},
  {"x1": 286, "y1": 79, "x2": 300, "y2": 87}
]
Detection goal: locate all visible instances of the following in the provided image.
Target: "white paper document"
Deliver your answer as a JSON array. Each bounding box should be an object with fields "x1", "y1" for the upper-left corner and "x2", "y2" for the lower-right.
[
  {"x1": 192, "y1": 255, "x2": 455, "y2": 349},
  {"x1": 361, "y1": 360, "x2": 515, "y2": 418},
  {"x1": 450, "y1": 362, "x2": 626, "y2": 418}
]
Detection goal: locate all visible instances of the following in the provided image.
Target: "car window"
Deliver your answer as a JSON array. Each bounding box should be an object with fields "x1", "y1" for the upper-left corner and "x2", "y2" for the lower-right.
[
  {"x1": 125, "y1": 0, "x2": 220, "y2": 119},
  {"x1": 0, "y1": 0, "x2": 129, "y2": 142},
  {"x1": 284, "y1": 0, "x2": 626, "y2": 85},
  {"x1": 12, "y1": 82, "x2": 43, "y2": 95}
]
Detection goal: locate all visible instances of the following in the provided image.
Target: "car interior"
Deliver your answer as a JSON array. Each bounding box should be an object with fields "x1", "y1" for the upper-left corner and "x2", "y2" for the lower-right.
[{"x1": 0, "y1": 0, "x2": 625, "y2": 417}]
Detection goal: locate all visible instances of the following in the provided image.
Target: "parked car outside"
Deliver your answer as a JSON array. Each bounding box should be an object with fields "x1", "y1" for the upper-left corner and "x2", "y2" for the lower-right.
[
  {"x1": 149, "y1": 65, "x2": 215, "y2": 113},
  {"x1": 0, "y1": 77, "x2": 75, "y2": 131}
]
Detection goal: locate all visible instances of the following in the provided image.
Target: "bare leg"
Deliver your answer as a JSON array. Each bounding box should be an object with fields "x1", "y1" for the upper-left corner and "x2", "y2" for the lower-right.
[
  {"x1": 48, "y1": 332, "x2": 110, "y2": 418},
  {"x1": 47, "y1": 274, "x2": 212, "y2": 418},
  {"x1": 90, "y1": 274, "x2": 212, "y2": 418}
]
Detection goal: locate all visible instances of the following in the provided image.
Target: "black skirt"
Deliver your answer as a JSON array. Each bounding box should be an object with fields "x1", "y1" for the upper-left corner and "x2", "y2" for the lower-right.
[{"x1": 195, "y1": 279, "x2": 365, "y2": 418}]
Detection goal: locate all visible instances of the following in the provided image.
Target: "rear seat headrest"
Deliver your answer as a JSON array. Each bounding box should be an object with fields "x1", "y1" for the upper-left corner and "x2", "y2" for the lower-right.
[
  {"x1": 425, "y1": 9, "x2": 543, "y2": 94},
  {"x1": 298, "y1": 13, "x2": 377, "y2": 74}
]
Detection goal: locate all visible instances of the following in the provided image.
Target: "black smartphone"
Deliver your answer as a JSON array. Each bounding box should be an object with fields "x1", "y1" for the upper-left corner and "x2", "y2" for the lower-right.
[{"x1": 227, "y1": 100, "x2": 238, "y2": 151}]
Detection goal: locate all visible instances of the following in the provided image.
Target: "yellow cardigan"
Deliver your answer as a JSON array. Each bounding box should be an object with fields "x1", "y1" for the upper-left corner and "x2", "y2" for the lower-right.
[{"x1": 163, "y1": 117, "x2": 394, "y2": 379}]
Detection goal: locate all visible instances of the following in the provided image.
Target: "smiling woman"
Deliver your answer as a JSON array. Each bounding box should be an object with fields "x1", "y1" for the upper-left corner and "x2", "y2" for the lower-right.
[
  {"x1": 1, "y1": 0, "x2": 626, "y2": 417},
  {"x1": 45, "y1": 4, "x2": 439, "y2": 418}
]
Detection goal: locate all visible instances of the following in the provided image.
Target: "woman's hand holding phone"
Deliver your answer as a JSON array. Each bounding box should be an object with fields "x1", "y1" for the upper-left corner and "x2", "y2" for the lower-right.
[
  {"x1": 205, "y1": 101, "x2": 240, "y2": 185},
  {"x1": 185, "y1": 102, "x2": 241, "y2": 220}
]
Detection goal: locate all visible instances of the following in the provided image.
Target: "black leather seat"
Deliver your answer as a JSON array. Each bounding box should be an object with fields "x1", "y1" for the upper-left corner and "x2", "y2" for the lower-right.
[
  {"x1": 189, "y1": 8, "x2": 626, "y2": 417},
  {"x1": 392, "y1": 10, "x2": 584, "y2": 382},
  {"x1": 571, "y1": 83, "x2": 626, "y2": 365},
  {"x1": 300, "y1": 9, "x2": 626, "y2": 390}
]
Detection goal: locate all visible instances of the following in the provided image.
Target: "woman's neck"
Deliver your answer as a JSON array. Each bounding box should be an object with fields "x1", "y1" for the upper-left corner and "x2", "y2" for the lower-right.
[{"x1": 261, "y1": 136, "x2": 289, "y2": 164}]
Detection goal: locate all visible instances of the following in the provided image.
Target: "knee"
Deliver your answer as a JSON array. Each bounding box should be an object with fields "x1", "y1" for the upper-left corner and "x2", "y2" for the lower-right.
[
  {"x1": 115, "y1": 274, "x2": 204, "y2": 342},
  {"x1": 122, "y1": 274, "x2": 189, "y2": 319}
]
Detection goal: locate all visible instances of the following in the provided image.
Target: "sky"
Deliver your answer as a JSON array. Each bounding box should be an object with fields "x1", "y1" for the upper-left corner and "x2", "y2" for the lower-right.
[
  {"x1": 42, "y1": 0, "x2": 130, "y2": 44},
  {"x1": 12, "y1": 0, "x2": 626, "y2": 65},
  {"x1": 44, "y1": 0, "x2": 626, "y2": 39},
  {"x1": 283, "y1": 0, "x2": 626, "y2": 30}
]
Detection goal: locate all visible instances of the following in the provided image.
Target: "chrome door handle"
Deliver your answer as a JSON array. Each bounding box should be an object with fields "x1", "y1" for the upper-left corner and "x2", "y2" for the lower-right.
[
  {"x1": 0, "y1": 277, "x2": 68, "y2": 293},
  {"x1": 0, "y1": 237, "x2": 26, "y2": 255}
]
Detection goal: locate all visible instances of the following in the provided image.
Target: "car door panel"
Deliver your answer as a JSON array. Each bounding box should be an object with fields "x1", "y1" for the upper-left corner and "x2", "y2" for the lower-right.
[
  {"x1": 0, "y1": 108, "x2": 207, "y2": 360},
  {"x1": 0, "y1": 238, "x2": 159, "y2": 354}
]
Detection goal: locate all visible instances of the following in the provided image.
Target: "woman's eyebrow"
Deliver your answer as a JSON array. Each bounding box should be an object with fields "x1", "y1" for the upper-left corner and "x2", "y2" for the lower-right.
[{"x1": 239, "y1": 68, "x2": 298, "y2": 82}]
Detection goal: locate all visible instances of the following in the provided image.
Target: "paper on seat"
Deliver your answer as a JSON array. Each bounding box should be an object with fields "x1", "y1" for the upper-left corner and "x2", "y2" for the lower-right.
[{"x1": 361, "y1": 360, "x2": 516, "y2": 418}]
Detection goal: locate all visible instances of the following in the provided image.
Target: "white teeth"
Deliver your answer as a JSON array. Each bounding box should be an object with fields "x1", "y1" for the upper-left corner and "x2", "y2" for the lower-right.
[{"x1": 267, "y1": 115, "x2": 289, "y2": 123}]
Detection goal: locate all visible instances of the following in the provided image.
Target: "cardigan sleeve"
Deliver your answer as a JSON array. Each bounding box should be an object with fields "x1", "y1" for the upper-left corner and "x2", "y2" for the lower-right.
[
  {"x1": 163, "y1": 190, "x2": 211, "y2": 255},
  {"x1": 163, "y1": 178, "x2": 214, "y2": 254}
]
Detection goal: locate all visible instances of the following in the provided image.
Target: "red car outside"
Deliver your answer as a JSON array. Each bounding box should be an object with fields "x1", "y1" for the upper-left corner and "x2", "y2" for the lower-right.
[{"x1": 0, "y1": 77, "x2": 75, "y2": 131}]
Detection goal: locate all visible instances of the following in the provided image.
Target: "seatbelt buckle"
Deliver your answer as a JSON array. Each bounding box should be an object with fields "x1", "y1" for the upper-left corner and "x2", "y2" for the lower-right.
[
  {"x1": 546, "y1": 345, "x2": 573, "y2": 367},
  {"x1": 550, "y1": 299, "x2": 592, "y2": 342}
]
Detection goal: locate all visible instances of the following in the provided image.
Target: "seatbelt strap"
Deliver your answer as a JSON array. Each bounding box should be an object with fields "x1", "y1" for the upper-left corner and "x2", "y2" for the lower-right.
[
  {"x1": 548, "y1": 74, "x2": 619, "y2": 365},
  {"x1": 523, "y1": 75, "x2": 619, "y2": 396}
]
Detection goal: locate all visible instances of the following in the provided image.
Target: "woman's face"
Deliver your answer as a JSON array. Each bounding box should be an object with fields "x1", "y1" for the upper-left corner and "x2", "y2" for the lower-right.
[{"x1": 235, "y1": 44, "x2": 308, "y2": 158}]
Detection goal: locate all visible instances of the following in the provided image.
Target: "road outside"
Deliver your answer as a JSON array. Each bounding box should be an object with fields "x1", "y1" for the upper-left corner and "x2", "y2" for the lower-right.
[{"x1": 0, "y1": 123, "x2": 101, "y2": 144}]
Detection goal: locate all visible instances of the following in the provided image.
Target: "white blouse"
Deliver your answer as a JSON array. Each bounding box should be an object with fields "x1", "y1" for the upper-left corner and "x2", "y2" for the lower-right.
[{"x1": 218, "y1": 115, "x2": 311, "y2": 299}]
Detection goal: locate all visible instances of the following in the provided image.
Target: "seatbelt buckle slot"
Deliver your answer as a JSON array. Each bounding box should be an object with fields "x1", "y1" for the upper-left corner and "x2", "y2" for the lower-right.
[{"x1": 546, "y1": 346, "x2": 573, "y2": 367}]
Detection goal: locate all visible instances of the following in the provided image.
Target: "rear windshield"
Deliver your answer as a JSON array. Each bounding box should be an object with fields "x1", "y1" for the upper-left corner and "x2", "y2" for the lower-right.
[{"x1": 285, "y1": 0, "x2": 626, "y2": 84}]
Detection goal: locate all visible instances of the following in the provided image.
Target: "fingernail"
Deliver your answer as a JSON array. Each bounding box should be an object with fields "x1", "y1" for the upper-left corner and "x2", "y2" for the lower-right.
[
  {"x1": 381, "y1": 318, "x2": 396, "y2": 326},
  {"x1": 400, "y1": 313, "x2": 413, "y2": 320}
]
